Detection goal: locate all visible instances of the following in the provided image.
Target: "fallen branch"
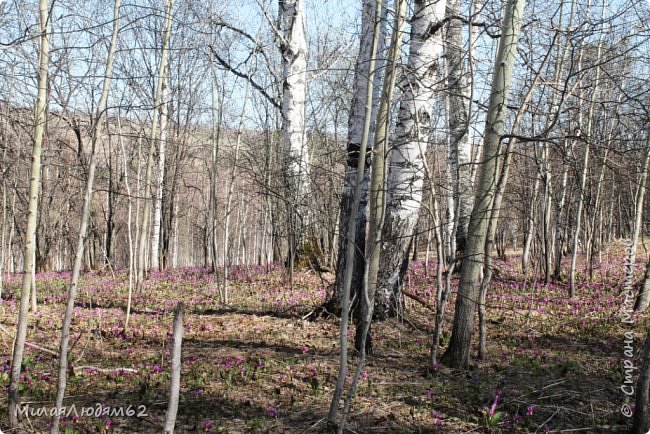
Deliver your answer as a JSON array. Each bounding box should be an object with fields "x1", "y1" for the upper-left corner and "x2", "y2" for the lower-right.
[
  {"x1": 402, "y1": 289, "x2": 436, "y2": 313},
  {"x1": 0, "y1": 323, "x2": 58, "y2": 356},
  {"x1": 535, "y1": 408, "x2": 560, "y2": 433},
  {"x1": 72, "y1": 365, "x2": 138, "y2": 376}
]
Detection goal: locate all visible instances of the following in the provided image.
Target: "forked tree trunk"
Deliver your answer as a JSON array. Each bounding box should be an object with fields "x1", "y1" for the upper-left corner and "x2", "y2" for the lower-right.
[
  {"x1": 374, "y1": 0, "x2": 447, "y2": 319},
  {"x1": 477, "y1": 42, "x2": 552, "y2": 359},
  {"x1": 336, "y1": 3, "x2": 407, "y2": 431},
  {"x1": 328, "y1": 1, "x2": 384, "y2": 428},
  {"x1": 355, "y1": 0, "x2": 405, "y2": 355},
  {"x1": 50, "y1": 1, "x2": 122, "y2": 431},
  {"x1": 442, "y1": 0, "x2": 526, "y2": 370},
  {"x1": 8, "y1": 0, "x2": 50, "y2": 426}
]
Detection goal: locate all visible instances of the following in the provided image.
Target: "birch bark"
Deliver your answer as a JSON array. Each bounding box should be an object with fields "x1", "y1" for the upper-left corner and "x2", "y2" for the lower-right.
[
  {"x1": 136, "y1": 0, "x2": 174, "y2": 290},
  {"x1": 330, "y1": 0, "x2": 386, "y2": 313},
  {"x1": 279, "y1": 0, "x2": 309, "y2": 279},
  {"x1": 9, "y1": 0, "x2": 50, "y2": 426},
  {"x1": 374, "y1": 0, "x2": 447, "y2": 319},
  {"x1": 446, "y1": 0, "x2": 474, "y2": 255},
  {"x1": 151, "y1": 63, "x2": 170, "y2": 271}
]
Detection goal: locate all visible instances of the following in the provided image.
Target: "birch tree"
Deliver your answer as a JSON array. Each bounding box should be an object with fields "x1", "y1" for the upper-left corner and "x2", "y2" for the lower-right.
[
  {"x1": 329, "y1": 0, "x2": 385, "y2": 313},
  {"x1": 278, "y1": 0, "x2": 309, "y2": 281},
  {"x1": 634, "y1": 133, "x2": 650, "y2": 311},
  {"x1": 328, "y1": 1, "x2": 385, "y2": 427},
  {"x1": 136, "y1": 0, "x2": 174, "y2": 290},
  {"x1": 374, "y1": 0, "x2": 447, "y2": 319},
  {"x1": 8, "y1": 0, "x2": 50, "y2": 426},
  {"x1": 49, "y1": 1, "x2": 122, "y2": 431},
  {"x1": 151, "y1": 62, "x2": 170, "y2": 271},
  {"x1": 446, "y1": 0, "x2": 474, "y2": 257},
  {"x1": 442, "y1": 0, "x2": 526, "y2": 370}
]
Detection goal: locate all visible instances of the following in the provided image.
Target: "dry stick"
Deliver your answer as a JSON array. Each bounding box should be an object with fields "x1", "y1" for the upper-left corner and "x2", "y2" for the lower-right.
[
  {"x1": 0, "y1": 324, "x2": 58, "y2": 356},
  {"x1": 164, "y1": 302, "x2": 184, "y2": 434},
  {"x1": 8, "y1": 0, "x2": 49, "y2": 426},
  {"x1": 402, "y1": 289, "x2": 436, "y2": 312},
  {"x1": 72, "y1": 366, "x2": 139, "y2": 375},
  {"x1": 326, "y1": 0, "x2": 383, "y2": 429},
  {"x1": 534, "y1": 408, "x2": 560, "y2": 433}
]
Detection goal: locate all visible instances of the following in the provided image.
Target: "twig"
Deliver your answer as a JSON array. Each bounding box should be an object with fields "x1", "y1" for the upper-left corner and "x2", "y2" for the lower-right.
[
  {"x1": 74, "y1": 330, "x2": 93, "y2": 363},
  {"x1": 402, "y1": 289, "x2": 436, "y2": 312},
  {"x1": 301, "y1": 309, "x2": 315, "y2": 321},
  {"x1": 0, "y1": 323, "x2": 58, "y2": 356},
  {"x1": 535, "y1": 408, "x2": 560, "y2": 433},
  {"x1": 303, "y1": 417, "x2": 326, "y2": 433},
  {"x1": 542, "y1": 379, "x2": 568, "y2": 389}
]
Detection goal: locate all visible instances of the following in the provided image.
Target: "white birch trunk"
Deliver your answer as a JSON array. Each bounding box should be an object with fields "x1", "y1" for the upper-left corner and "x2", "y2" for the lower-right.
[
  {"x1": 164, "y1": 302, "x2": 184, "y2": 434},
  {"x1": 171, "y1": 193, "x2": 179, "y2": 268},
  {"x1": 136, "y1": 0, "x2": 174, "y2": 289},
  {"x1": 279, "y1": 0, "x2": 309, "y2": 275},
  {"x1": 446, "y1": 0, "x2": 474, "y2": 255},
  {"x1": 634, "y1": 136, "x2": 650, "y2": 311},
  {"x1": 151, "y1": 65, "x2": 170, "y2": 271},
  {"x1": 375, "y1": 0, "x2": 447, "y2": 319},
  {"x1": 8, "y1": 0, "x2": 50, "y2": 425}
]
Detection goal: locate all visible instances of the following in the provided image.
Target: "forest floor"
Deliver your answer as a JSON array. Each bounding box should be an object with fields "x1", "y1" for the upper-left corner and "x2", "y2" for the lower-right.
[{"x1": 0, "y1": 242, "x2": 648, "y2": 433}]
